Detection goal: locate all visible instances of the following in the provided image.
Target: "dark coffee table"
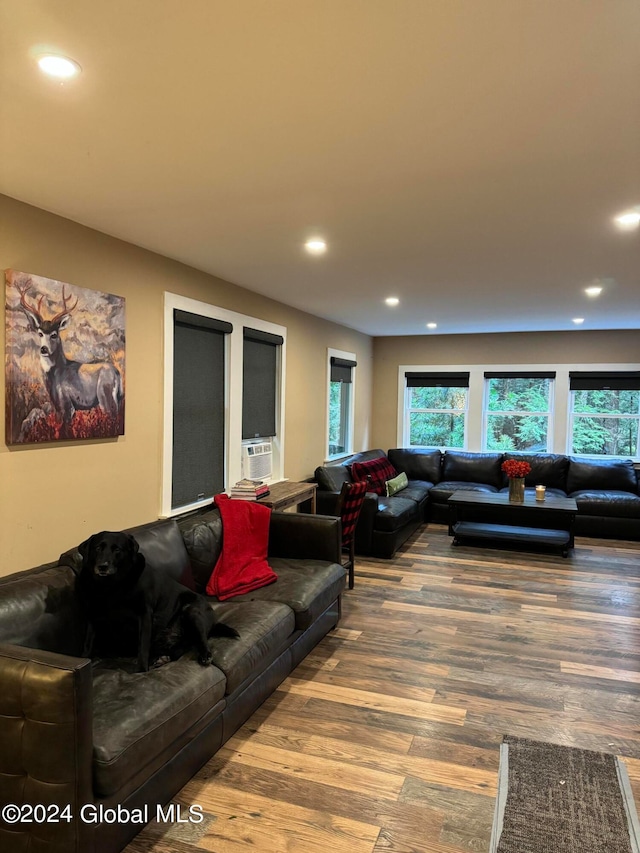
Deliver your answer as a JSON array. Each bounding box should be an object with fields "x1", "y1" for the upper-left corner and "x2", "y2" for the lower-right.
[{"x1": 448, "y1": 490, "x2": 578, "y2": 557}]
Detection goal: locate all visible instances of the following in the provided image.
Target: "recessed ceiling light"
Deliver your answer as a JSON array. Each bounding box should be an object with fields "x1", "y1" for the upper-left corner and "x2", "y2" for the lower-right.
[
  {"x1": 426, "y1": 322, "x2": 437, "y2": 329},
  {"x1": 572, "y1": 318, "x2": 585, "y2": 325},
  {"x1": 304, "y1": 238, "x2": 327, "y2": 255},
  {"x1": 37, "y1": 54, "x2": 81, "y2": 79},
  {"x1": 613, "y1": 209, "x2": 640, "y2": 231},
  {"x1": 584, "y1": 285, "x2": 602, "y2": 297},
  {"x1": 385, "y1": 297, "x2": 399, "y2": 307}
]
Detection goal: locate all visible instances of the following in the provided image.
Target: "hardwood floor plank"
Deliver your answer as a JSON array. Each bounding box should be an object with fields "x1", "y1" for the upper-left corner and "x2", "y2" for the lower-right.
[
  {"x1": 178, "y1": 784, "x2": 381, "y2": 853},
  {"x1": 281, "y1": 678, "x2": 467, "y2": 724},
  {"x1": 559, "y1": 661, "x2": 640, "y2": 684},
  {"x1": 216, "y1": 740, "x2": 406, "y2": 800}
]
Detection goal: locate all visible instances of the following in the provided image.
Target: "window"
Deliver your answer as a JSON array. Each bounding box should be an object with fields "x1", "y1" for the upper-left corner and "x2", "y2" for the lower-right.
[
  {"x1": 404, "y1": 372, "x2": 469, "y2": 448},
  {"x1": 569, "y1": 372, "x2": 640, "y2": 457},
  {"x1": 483, "y1": 372, "x2": 555, "y2": 452},
  {"x1": 242, "y1": 327, "x2": 284, "y2": 440},
  {"x1": 327, "y1": 350, "x2": 356, "y2": 459},
  {"x1": 163, "y1": 293, "x2": 286, "y2": 516},
  {"x1": 172, "y1": 311, "x2": 231, "y2": 510}
]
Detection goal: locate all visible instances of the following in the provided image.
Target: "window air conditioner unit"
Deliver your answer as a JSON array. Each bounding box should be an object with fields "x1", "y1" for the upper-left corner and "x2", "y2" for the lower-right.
[{"x1": 242, "y1": 442, "x2": 273, "y2": 481}]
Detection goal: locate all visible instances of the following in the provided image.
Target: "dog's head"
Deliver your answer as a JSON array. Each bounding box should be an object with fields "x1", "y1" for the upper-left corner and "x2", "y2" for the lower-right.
[{"x1": 78, "y1": 531, "x2": 145, "y2": 584}]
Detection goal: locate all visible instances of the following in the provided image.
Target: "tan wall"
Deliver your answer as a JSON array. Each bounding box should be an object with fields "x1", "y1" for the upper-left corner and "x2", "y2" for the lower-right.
[
  {"x1": 372, "y1": 331, "x2": 640, "y2": 450},
  {"x1": 0, "y1": 195, "x2": 373, "y2": 574}
]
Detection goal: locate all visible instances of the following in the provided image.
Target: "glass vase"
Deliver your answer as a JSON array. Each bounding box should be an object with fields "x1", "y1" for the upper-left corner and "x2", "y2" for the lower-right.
[{"x1": 508, "y1": 477, "x2": 525, "y2": 502}]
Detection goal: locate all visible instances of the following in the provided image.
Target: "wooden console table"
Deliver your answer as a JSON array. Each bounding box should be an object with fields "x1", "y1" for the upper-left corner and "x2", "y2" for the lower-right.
[{"x1": 257, "y1": 481, "x2": 317, "y2": 513}]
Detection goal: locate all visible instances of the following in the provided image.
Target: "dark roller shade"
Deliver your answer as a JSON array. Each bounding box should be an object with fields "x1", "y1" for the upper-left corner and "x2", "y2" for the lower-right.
[
  {"x1": 242, "y1": 328, "x2": 283, "y2": 439},
  {"x1": 172, "y1": 319, "x2": 226, "y2": 508},
  {"x1": 174, "y1": 309, "x2": 232, "y2": 335},
  {"x1": 330, "y1": 356, "x2": 357, "y2": 383},
  {"x1": 484, "y1": 371, "x2": 556, "y2": 379},
  {"x1": 569, "y1": 371, "x2": 640, "y2": 391},
  {"x1": 405, "y1": 371, "x2": 470, "y2": 388}
]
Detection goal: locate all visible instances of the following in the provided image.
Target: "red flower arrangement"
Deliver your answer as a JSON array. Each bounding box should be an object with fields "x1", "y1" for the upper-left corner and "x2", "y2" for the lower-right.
[{"x1": 501, "y1": 459, "x2": 532, "y2": 479}]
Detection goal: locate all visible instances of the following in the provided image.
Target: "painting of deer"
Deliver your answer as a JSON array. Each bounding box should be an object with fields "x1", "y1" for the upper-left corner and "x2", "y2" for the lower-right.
[{"x1": 5, "y1": 270, "x2": 125, "y2": 443}]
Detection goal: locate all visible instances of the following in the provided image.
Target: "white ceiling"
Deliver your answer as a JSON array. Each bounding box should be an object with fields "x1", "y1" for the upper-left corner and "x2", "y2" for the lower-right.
[{"x1": 1, "y1": 0, "x2": 639, "y2": 337}]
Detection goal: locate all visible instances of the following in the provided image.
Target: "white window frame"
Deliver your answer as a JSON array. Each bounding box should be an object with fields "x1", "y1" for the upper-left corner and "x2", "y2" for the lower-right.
[
  {"x1": 398, "y1": 362, "x2": 640, "y2": 461},
  {"x1": 326, "y1": 347, "x2": 356, "y2": 462},
  {"x1": 568, "y1": 387, "x2": 640, "y2": 459},
  {"x1": 162, "y1": 292, "x2": 286, "y2": 517},
  {"x1": 482, "y1": 375, "x2": 555, "y2": 453},
  {"x1": 404, "y1": 383, "x2": 469, "y2": 450}
]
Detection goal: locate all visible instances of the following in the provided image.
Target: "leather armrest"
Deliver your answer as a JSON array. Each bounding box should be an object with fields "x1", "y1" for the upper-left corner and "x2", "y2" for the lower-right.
[
  {"x1": 0, "y1": 644, "x2": 94, "y2": 852},
  {"x1": 268, "y1": 512, "x2": 341, "y2": 564},
  {"x1": 316, "y1": 490, "x2": 340, "y2": 515}
]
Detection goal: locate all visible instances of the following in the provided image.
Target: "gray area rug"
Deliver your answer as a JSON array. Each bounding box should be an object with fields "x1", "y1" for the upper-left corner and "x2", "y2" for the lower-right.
[{"x1": 490, "y1": 735, "x2": 640, "y2": 853}]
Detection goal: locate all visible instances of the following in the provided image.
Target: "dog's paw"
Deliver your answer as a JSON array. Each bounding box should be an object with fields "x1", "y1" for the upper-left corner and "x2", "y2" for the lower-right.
[
  {"x1": 198, "y1": 652, "x2": 213, "y2": 666},
  {"x1": 151, "y1": 656, "x2": 171, "y2": 668}
]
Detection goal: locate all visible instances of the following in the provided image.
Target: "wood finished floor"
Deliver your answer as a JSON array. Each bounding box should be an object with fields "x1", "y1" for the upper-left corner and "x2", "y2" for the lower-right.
[{"x1": 125, "y1": 524, "x2": 640, "y2": 853}]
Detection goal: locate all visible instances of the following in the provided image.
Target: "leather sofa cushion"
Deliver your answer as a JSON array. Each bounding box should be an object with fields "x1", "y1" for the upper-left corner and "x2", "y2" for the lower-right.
[
  {"x1": 443, "y1": 451, "x2": 504, "y2": 489},
  {"x1": 387, "y1": 448, "x2": 442, "y2": 483},
  {"x1": 314, "y1": 463, "x2": 352, "y2": 492},
  {"x1": 92, "y1": 657, "x2": 227, "y2": 797},
  {"x1": 206, "y1": 600, "x2": 295, "y2": 693},
  {"x1": 178, "y1": 510, "x2": 223, "y2": 592},
  {"x1": 126, "y1": 519, "x2": 196, "y2": 590},
  {"x1": 213, "y1": 559, "x2": 345, "y2": 631},
  {"x1": 374, "y1": 496, "x2": 420, "y2": 532},
  {"x1": 567, "y1": 457, "x2": 638, "y2": 494},
  {"x1": 400, "y1": 481, "x2": 433, "y2": 504},
  {"x1": 570, "y1": 490, "x2": 640, "y2": 519},
  {"x1": 500, "y1": 453, "x2": 569, "y2": 490},
  {"x1": 429, "y1": 482, "x2": 499, "y2": 502}
]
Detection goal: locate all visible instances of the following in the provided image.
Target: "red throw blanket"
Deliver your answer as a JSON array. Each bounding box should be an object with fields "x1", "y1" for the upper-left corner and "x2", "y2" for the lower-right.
[{"x1": 206, "y1": 494, "x2": 277, "y2": 600}]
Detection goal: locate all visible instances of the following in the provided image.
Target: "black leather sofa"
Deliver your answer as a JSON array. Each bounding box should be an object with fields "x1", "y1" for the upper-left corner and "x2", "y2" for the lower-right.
[
  {"x1": 315, "y1": 449, "x2": 433, "y2": 558},
  {"x1": 0, "y1": 508, "x2": 345, "y2": 853},
  {"x1": 315, "y1": 448, "x2": 640, "y2": 558}
]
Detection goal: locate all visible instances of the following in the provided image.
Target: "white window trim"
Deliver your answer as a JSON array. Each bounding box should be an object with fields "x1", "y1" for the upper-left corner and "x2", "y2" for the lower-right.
[
  {"x1": 162, "y1": 292, "x2": 286, "y2": 517},
  {"x1": 398, "y1": 362, "x2": 640, "y2": 460},
  {"x1": 326, "y1": 347, "x2": 356, "y2": 462},
  {"x1": 481, "y1": 376, "x2": 555, "y2": 453}
]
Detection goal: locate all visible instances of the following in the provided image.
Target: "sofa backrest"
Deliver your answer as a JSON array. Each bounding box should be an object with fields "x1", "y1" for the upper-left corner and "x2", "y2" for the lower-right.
[
  {"x1": 566, "y1": 456, "x2": 639, "y2": 494},
  {"x1": 59, "y1": 518, "x2": 196, "y2": 590},
  {"x1": 177, "y1": 508, "x2": 223, "y2": 593},
  {"x1": 387, "y1": 448, "x2": 441, "y2": 484},
  {"x1": 442, "y1": 451, "x2": 504, "y2": 488},
  {"x1": 315, "y1": 449, "x2": 389, "y2": 492},
  {"x1": 501, "y1": 453, "x2": 570, "y2": 490}
]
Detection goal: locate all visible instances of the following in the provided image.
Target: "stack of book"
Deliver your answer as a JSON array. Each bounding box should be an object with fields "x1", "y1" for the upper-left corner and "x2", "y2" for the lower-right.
[{"x1": 230, "y1": 479, "x2": 270, "y2": 500}]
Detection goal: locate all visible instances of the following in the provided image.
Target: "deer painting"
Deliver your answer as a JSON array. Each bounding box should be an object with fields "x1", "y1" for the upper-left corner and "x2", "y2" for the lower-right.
[{"x1": 5, "y1": 271, "x2": 125, "y2": 443}]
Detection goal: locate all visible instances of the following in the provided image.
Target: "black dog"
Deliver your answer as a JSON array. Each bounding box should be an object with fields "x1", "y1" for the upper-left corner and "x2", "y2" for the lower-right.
[{"x1": 76, "y1": 531, "x2": 238, "y2": 671}]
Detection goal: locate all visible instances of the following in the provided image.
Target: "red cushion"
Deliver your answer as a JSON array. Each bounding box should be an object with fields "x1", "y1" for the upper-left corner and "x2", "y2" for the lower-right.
[
  {"x1": 351, "y1": 457, "x2": 398, "y2": 496},
  {"x1": 206, "y1": 494, "x2": 277, "y2": 600}
]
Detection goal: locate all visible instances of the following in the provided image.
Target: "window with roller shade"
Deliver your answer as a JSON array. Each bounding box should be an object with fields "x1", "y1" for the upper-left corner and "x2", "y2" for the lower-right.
[
  {"x1": 242, "y1": 328, "x2": 284, "y2": 439},
  {"x1": 172, "y1": 310, "x2": 231, "y2": 509},
  {"x1": 569, "y1": 372, "x2": 640, "y2": 457},
  {"x1": 404, "y1": 372, "x2": 469, "y2": 449},
  {"x1": 327, "y1": 349, "x2": 356, "y2": 458},
  {"x1": 163, "y1": 293, "x2": 287, "y2": 516},
  {"x1": 483, "y1": 372, "x2": 555, "y2": 452}
]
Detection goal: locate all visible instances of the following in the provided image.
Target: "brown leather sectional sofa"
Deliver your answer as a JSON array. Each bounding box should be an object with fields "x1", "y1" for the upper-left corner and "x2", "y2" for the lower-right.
[
  {"x1": 0, "y1": 508, "x2": 345, "y2": 853},
  {"x1": 315, "y1": 448, "x2": 640, "y2": 558}
]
